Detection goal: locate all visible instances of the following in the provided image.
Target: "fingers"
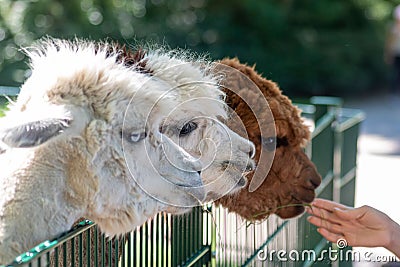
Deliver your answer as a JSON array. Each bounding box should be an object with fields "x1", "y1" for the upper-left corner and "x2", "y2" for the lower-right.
[
  {"x1": 305, "y1": 205, "x2": 343, "y2": 225},
  {"x1": 307, "y1": 215, "x2": 343, "y2": 234},
  {"x1": 332, "y1": 207, "x2": 360, "y2": 220},
  {"x1": 333, "y1": 205, "x2": 373, "y2": 222},
  {"x1": 306, "y1": 206, "x2": 330, "y2": 219},
  {"x1": 311, "y1": 198, "x2": 349, "y2": 212},
  {"x1": 316, "y1": 228, "x2": 344, "y2": 244}
]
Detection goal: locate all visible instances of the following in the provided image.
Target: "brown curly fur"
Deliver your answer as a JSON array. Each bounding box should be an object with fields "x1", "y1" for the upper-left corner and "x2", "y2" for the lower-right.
[{"x1": 216, "y1": 58, "x2": 321, "y2": 220}]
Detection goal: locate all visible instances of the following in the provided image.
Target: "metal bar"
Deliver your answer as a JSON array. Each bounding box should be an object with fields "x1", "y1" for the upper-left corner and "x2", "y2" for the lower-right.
[
  {"x1": 185, "y1": 212, "x2": 189, "y2": 261},
  {"x1": 190, "y1": 209, "x2": 194, "y2": 259},
  {"x1": 0, "y1": 86, "x2": 19, "y2": 96},
  {"x1": 181, "y1": 215, "x2": 185, "y2": 265},
  {"x1": 79, "y1": 233, "x2": 83, "y2": 267},
  {"x1": 114, "y1": 238, "x2": 119, "y2": 267},
  {"x1": 315, "y1": 171, "x2": 334, "y2": 196},
  {"x1": 294, "y1": 103, "x2": 316, "y2": 115},
  {"x1": 209, "y1": 206, "x2": 216, "y2": 267},
  {"x1": 94, "y1": 226, "x2": 98, "y2": 267},
  {"x1": 127, "y1": 232, "x2": 132, "y2": 267},
  {"x1": 194, "y1": 208, "x2": 198, "y2": 255},
  {"x1": 241, "y1": 221, "x2": 288, "y2": 267},
  {"x1": 7, "y1": 220, "x2": 95, "y2": 266},
  {"x1": 203, "y1": 206, "x2": 208, "y2": 266},
  {"x1": 340, "y1": 167, "x2": 357, "y2": 188},
  {"x1": 301, "y1": 238, "x2": 330, "y2": 267},
  {"x1": 71, "y1": 237, "x2": 76, "y2": 266},
  {"x1": 46, "y1": 252, "x2": 50, "y2": 267},
  {"x1": 108, "y1": 238, "x2": 111, "y2": 267},
  {"x1": 121, "y1": 234, "x2": 126, "y2": 267},
  {"x1": 145, "y1": 222, "x2": 148, "y2": 266},
  {"x1": 182, "y1": 246, "x2": 211, "y2": 267},
  {"x1": 312, "y1": 112, "x2": 336, "y2": 138},
  {"x1": 63, "y1": 242, "x2": 67, "y2": 267},
  {"x1": 132, "y1": 227, "x2": 137, "y2": 267},
  {"x1": 137, "y1": 225, "x2": 142, "y2": 267},
  {"x1": 54, "y1": 246, "x2": 59, "y2": 267},
  {"x1": 333, "y1": 111, "x2": 343, "y2": 204},
  {"x1": 72, "y1": 236, "x2": 76, "y2": 267},
  {"x1": 159, "y1": 214, "x2": 163, "y2": 267},
  {"x1": 151, "y1": 219, "x2": 154, "y2": 266},
  {"x1": 334, "y1": 109, "x2": 365, "y2": 133},
  {"x1": 167, "y1": 214, "x2": 171, "y2": 267},
  {"x1": 172, "y1": 216, "x2": 178, "y2": 267},
  {"x1": 155, "y1": 214, "x2": 159, "y2": 267},
  {"x1": 101, "y1": 233, "x2": 105, "y2": 267},
  {"x1": 87, "y1": 227, "x2": 91, "y2": 267}
]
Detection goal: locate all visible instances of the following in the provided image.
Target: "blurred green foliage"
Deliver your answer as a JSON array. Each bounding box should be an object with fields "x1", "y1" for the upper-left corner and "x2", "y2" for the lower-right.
[
  {"x1": 0, "y1": 97, "x2": 8, "y2": 117},
  {"x1": 0, "y1": 0, "x2": 398, "y2": 96}
]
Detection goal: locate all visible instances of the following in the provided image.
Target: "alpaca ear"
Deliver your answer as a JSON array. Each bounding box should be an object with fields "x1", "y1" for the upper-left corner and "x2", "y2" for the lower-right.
[{"x1": 0, "y1": 118, "x2": 71, "y2": 148}]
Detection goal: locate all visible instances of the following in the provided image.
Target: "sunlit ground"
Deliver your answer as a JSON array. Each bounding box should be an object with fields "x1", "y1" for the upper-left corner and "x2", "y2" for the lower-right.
[{"x1": 346, "y1": 93, "x2": 400, "y2": 266}]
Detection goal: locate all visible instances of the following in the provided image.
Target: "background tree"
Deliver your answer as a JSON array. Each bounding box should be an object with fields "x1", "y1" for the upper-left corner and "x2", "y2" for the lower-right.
[{"x1": 0, "y1": 0, "x2": 398, "y2": 97}]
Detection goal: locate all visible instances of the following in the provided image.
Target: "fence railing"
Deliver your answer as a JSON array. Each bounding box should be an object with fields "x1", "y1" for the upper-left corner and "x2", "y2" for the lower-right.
[{"x1": 0, "y1": 91, "x2": 364, "y2": 267}]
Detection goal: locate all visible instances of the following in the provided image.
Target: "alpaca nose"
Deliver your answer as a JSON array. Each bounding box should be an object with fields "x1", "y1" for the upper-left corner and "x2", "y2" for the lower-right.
[{"x1": 246, "y1": 161, "x2": 255, "y2": 172}]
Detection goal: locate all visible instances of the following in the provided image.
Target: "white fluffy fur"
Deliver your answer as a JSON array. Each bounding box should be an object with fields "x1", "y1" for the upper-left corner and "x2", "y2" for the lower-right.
[{"x1": 0, "y1": 38, "x2": 254, "y2": 264}]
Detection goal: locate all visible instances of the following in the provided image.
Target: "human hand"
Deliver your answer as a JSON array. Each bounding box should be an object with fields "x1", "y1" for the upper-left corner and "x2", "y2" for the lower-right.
[{"x1": 306, "y1": 198, "x2": 400, "y2": 253}]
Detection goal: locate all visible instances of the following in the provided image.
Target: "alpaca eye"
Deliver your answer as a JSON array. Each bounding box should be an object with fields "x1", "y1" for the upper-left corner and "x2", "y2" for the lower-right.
[
  {"x1": 128, "y1": 132, "x2": 146, "y2": 143},
  {"x1": 277, "y1": 137, "x2": 289, "y2": 148},
  {"x1": 179, "y1": 121, "x2": 198, "y2": 136},
  {"x1": 262, "y1": 136, "x2": 276, "y2": 151}
]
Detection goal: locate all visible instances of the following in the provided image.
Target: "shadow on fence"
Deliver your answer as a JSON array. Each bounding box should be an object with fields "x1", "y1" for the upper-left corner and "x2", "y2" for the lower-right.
[{"x1": 0, "y1": 89, "x2": 364, "y2": 267}]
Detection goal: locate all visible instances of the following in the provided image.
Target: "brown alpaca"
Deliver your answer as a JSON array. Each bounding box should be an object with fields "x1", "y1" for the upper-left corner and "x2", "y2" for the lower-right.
[{"x1": 216, "y1": 58, "x2": 321, "y2": 220}]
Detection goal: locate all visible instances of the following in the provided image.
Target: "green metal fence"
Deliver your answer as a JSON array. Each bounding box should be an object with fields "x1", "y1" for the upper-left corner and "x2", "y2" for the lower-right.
[
  {"x1": 295, "y1": 97, "x2": 365, "y2": 267},
  {"x1": 0, "y1": 88, "x2": 364, "y2": 267}
]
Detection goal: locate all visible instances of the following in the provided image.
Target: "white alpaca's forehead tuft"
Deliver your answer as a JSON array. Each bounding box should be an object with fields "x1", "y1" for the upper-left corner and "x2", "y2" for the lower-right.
[
  {"x1": 25, "y1": 38, "x2": 117, "y2": 75},
  {"x1": 5, "y1": 37, "x2": 228, "y2": 132},
  {"x1": 22, "y1": 38, "x2": 225, "y2": 107}
]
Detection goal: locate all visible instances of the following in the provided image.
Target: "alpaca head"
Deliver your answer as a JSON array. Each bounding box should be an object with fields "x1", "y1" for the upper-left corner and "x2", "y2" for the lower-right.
[
  {"x1": 121, "y1": 65, "x2": 256, "y2": 212},
  {"x1": 0, "y1": 39, "x2": 255, "y2": 245},
  {"x1": 158, "y1": 99, "x2": 255, "y2": 205},
  {"x1": 133, "y1": 50, "x2": 256, "y2": 206},
  {"x1": 215, "y1": 58, "x2": 321, "y2": 220}
]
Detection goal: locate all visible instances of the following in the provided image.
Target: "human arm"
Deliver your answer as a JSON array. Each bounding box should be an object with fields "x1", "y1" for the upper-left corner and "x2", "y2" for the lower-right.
[{"x1": 306, "y1": 198, "x2": 400, "y2": 258}]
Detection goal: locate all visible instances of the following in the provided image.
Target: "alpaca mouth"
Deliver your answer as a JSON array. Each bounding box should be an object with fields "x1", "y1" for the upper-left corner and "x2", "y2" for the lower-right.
[
  {"x1": 203, "y1": 176, "x2": 247, "y2": 201},
  {"x1": 245, "y1": 161, "x2": 255, "y2": 172}
]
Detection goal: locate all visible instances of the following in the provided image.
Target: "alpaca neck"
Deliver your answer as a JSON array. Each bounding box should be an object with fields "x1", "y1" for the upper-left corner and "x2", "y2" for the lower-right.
[{"x1": 0, "y1": 148, "x2": 84, "y2": 265}]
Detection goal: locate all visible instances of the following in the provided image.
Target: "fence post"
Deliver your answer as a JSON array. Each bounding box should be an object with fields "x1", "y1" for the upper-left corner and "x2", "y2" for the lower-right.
[
  {"x1": 333, "y1": 109, "x2": 365, "y2": 267},
  {"x1": 309, "y1": 97, "x2": 343, "y2": 204}
]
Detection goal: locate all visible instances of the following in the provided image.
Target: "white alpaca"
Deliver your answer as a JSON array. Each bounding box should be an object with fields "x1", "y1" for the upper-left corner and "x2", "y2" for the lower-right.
[{"x1": 0, "y1": 39, "x2": 254, "y2": 264}]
